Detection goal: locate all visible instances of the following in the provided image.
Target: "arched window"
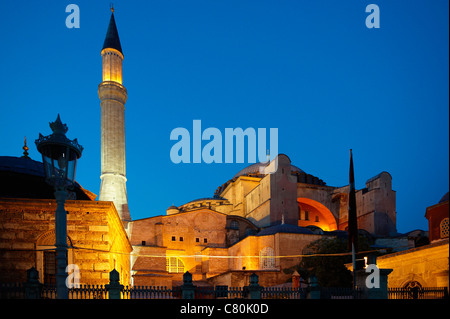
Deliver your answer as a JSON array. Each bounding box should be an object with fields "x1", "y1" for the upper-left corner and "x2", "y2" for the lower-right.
[
  {"x1": 440, "y1": 218, "x2": 449, "y2": 238},
  {"x1": 166, "y1": 257, "x2": 184, "y2": 273},
  {"x1": 259, "y1": 247, "x2": 275, "y2": 269},
  {"x1": 230, "y1": 220, "x2": 239, "y2": 230}
]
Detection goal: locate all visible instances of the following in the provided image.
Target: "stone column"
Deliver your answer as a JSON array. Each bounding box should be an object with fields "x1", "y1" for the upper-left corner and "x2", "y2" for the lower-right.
[
  {"x1": 181, "y1": 271, "x2": 196, "y2": 299},
  {"x1": 248, "y1": 273, "x2": 262, "y2": 299},
  {"x1": 106, "y1": 269, "x2": 124, "y2": 299}
]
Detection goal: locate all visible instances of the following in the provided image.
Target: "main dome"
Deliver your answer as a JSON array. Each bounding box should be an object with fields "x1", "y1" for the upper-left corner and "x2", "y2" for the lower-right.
[
  {"x1": 233, "y1": 162, "x2": 304, "y2": 179},
  {"x1": 214, "y1": 155, "x2": 326, "y2": 197}
]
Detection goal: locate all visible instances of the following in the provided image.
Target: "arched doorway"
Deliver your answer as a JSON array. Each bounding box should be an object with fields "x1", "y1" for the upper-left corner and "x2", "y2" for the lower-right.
[
  {"x1": 297, "y1": 198, "x2": 337, "y2": 231},
  {"x1": 36, "y1": 230, "x2": 73, "y2": 285}
]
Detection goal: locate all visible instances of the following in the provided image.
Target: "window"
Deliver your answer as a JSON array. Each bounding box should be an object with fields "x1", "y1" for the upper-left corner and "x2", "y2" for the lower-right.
[
  {"x1": 166, "y1": 257, "x2": 184, "y2": 273},
  {"x1": 204, "y1": 238, "x2": 208, "y2": 244},
  {"x1": 259, "y1": 247, "x2": 275, "y2": 269},
  {"x1": 305, "y1": 210, "x2": 309, "y2": 221},
  {"x1": 440, "y1": 218, "x2": 449, "y2": 238},
  {"x1": 36, "y1": 230, "x2": 72, "y2": 285},
  {"x1": 142, "y1": 241, "x2": 146, "y2": 246},
  {"x1": 315, "y1": 216, "x2": 320, "y2": 222},
  {"x1": 230, "y1": 220, "x2": 239, "y2": 230},
  {"x1": 43, "y1": 251, "x2": 57, "y2": 285},
  {"x1": 196, "y1": 238, "x2": 200, "y2": 243},
  {"x1": 179, "y1": 237, "x2": 184, "y2": 242},
  {"x1": 172, "y1": 236, "x2": 176, "y2": 241}
]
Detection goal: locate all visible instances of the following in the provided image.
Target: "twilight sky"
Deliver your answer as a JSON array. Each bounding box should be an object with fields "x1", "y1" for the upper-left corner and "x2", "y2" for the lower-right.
[{"x1": 0, "y1": 0, "x2": 448, "y2": 233}]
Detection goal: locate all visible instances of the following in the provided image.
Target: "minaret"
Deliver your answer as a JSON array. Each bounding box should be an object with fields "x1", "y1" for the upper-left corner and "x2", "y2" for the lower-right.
[{"x1": 98, "y1": 7, "x2": 131, "y2": 223}]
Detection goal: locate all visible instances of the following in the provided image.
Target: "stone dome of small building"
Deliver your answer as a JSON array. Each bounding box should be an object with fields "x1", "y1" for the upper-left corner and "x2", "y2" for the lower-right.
[
  {"x1": 166, "y1": 205, "x2": 180, "y2": 215},
  {"x1": 0, "y1": 156, "x2": 95, "y2": 200}
]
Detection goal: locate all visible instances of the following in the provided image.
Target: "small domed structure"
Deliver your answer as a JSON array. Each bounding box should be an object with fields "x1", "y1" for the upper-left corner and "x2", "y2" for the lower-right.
[
  {"x1": 166, "y1": 205, "x2": 179, "y2": 215},
  {"x1": 0, "y1": 156, "x2": 95, "y2": 200}
]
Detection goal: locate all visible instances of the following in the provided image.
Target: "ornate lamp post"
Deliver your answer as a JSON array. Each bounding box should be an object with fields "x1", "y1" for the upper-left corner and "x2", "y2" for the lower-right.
[{"x1": 35, "y1": 114, "x2": 83, "y2": 299}]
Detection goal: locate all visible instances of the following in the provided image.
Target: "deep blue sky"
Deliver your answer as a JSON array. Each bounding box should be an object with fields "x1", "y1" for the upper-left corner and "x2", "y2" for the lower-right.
[{"x1": 0, "y1": 1, "x2": 448, "y2": 233}]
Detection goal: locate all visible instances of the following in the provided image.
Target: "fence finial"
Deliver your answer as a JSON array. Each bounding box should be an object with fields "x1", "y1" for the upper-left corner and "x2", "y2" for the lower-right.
[
  {"x1": 181, "y1": 271, "x2": 196, "y2": 299},
  {"x1": 23, "y1": 267, "x2": 42, "y2": 299},
  {"x1": 105, "y1": 269, "x2": 123, "y2": 299},
  {"x1": 248, "y1": 273, "x2": 262, "y2": 299}
]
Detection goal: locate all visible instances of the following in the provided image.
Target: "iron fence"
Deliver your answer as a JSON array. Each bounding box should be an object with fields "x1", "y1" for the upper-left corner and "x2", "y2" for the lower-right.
[
  {"x1": 121, "y1": 285, "x2": 178, "y2": 299},
  {"x1": 0, "y1": 283, "x2": 108, "y2": 299},
  {"x1": 0, "y1": 282, "x2": 24, "y2": 299},
  {"x1": 195, "y1": 286, "x2": 248, "y2": 299},
  {"x1": 262, "y1": 287, "x2": 308, "y2": 299},
  {"x1": 320, "y1": 287, "x2": 364, "y2": 299},
  {"x1": 388, "y1": 287, "x2": 448, "y2": 299},
  {"x1": 1, "y1": 267, "x2": 448, "y2": 300}
]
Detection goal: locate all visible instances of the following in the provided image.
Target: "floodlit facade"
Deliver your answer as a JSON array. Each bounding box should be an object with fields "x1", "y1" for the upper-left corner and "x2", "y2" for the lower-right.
[
  {"x1": 129, "y1": 153, "x2": 397, "y2": 287},
  {"x1": 2, "y1": 8, "x2": 447, "y2": 292}
]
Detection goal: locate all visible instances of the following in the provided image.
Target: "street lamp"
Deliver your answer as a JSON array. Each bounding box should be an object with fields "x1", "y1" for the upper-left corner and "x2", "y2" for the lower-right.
[{"x1": 35, "y1": 114, "x2": 83, "y2": 299}]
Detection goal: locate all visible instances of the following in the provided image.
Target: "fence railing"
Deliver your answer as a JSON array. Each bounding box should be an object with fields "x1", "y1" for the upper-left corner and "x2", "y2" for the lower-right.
[
  {"x1": 194, "y1": 286, "x2": 248, "y2": 299},
  {"x1": 388, "y1": 287, "x2": 449, "y2": 300},
  {"x1": 320, "y1": 287, "x2": 364, "y2": 299},
  {"x1": 0, "y1": 283, "x2": 108, "y2": 300},
  {"x1": 262, "y1": 287, "x2": 308, "y2": 299},
  {"x1": 1, "y1": 267, "x2": 448, "y2": 300},
  {"x1": 42, "y1": 285, "x2": 108, "y2": 299},
  {"x1": 122, "y1": 285, "x2": 179, "y2": 299},
  {"x1": 0, "y1": 282, "x2": 24, "y2": 299}
]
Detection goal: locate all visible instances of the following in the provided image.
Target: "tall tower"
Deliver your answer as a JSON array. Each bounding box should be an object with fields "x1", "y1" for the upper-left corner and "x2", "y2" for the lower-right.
[{"x1": 98, "y1": 8, "x2": 131, "y2": 223}]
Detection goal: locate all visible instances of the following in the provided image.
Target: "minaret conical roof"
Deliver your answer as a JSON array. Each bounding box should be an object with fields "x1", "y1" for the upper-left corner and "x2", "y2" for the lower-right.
[{"x1": 102, "y1": 11, "x2": 123, "y2": 55}]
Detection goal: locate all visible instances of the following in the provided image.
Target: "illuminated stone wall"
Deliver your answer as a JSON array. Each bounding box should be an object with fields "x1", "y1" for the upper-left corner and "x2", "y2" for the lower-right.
[
  {"x1": 130, "y1": 209, "x2": 228, "y2": 286},
  {"x1": 426, "y1": 197, "x2": 449, "y2": 242},
  {"x1": 0, "y1": 198, "x2": 132, "y2": 285},
  {"x1": 335, "y1": 171, "x2": 396, "y2": 236},
  {"x1": 377, "y1": 239, "x2": 449, "y2": 288},
  {"x1": 217, "y1": 155, "x2": 396, "y2": 236}
]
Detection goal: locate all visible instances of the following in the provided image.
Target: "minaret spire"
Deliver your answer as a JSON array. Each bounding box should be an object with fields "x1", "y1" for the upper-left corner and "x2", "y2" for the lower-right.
[
  {"x1": 98, "y1": 8, "x2": 131, "y2": 225},
  {"x1": 102, "y1": 7, "x2": 123, "y2": 55}
]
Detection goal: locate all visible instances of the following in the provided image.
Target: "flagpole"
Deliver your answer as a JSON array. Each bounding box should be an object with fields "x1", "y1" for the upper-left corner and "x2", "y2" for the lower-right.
[
  {"x1": 348, "y1": 149, "x2": 358, "y2": 290},
  {"x1": 352, "y1": 242, "x2": 356, "y2": 290}
]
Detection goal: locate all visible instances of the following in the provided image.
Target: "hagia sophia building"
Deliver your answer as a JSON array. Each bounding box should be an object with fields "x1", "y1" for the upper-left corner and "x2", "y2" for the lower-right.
[{"x1": 0, "y1": 9, "x2": 447, "y2": 290}]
